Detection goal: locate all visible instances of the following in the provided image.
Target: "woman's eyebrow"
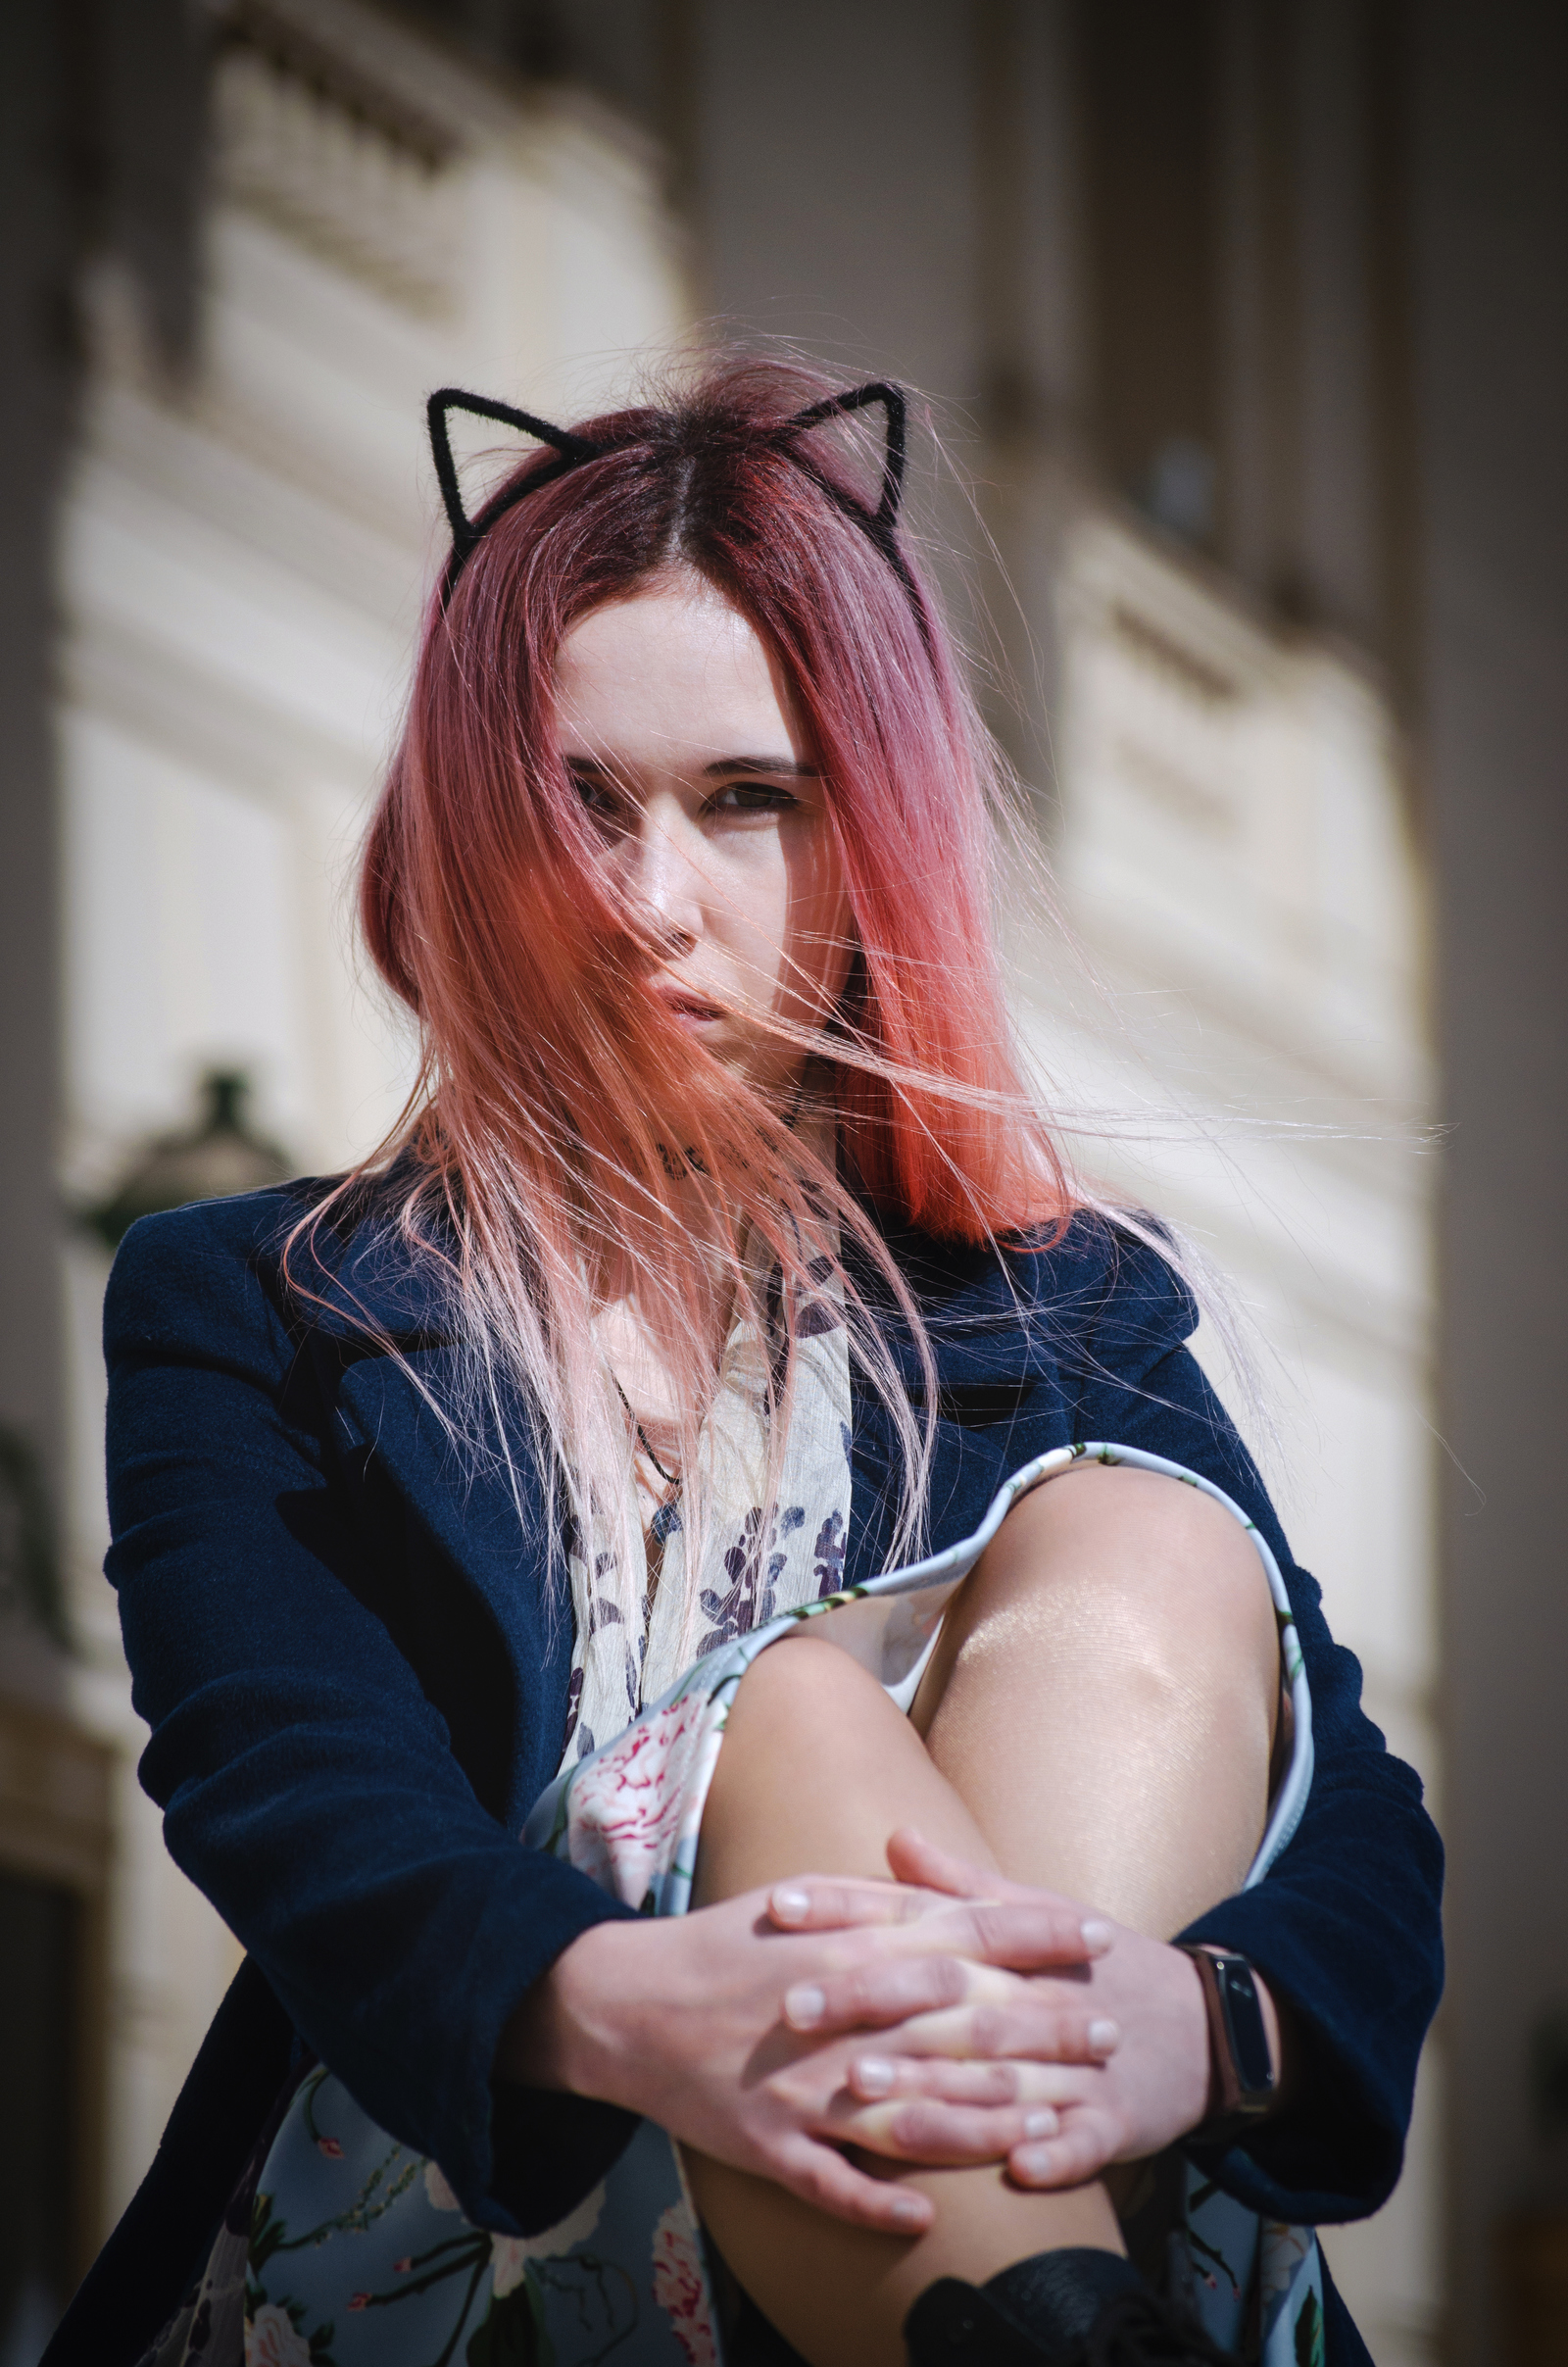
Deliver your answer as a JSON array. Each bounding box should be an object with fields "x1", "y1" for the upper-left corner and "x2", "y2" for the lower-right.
[
  {"x1": 701, "y1": 757, "x2": 820, "y2": 778},
  {"x1": 562, "y1": 753, "x2": 820, "y2": 785}
]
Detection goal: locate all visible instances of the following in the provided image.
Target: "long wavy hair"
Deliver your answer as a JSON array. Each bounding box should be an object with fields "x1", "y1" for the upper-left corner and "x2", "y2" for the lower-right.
[{"x1": 303, "y1": 355, "x2": 1083, "y2": 1647}]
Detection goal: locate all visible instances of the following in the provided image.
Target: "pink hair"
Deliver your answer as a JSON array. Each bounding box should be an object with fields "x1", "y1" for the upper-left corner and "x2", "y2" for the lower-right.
[{"x1": 314, "y1": 356, "x2": 1078, "y2": 1630}]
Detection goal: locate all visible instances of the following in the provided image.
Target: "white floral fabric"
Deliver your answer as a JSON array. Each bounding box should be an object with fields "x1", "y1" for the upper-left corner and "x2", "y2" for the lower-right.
[{"x1": 563, "y1": 1252, "x2": 854, "y2": 1768}]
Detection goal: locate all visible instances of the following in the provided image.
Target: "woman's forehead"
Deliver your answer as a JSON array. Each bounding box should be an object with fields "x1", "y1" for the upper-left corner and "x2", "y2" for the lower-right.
[{"x1": 554, "y1": 578, "x2": 808, "y2": 766}]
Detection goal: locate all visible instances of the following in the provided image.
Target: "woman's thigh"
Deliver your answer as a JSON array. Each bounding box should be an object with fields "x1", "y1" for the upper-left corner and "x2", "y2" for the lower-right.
[
  {"x1": 691, "y1": 1633, "x2": 999, "y2": 1906},
  {"x1": 911, "y1": 1464, "x2": 1283, "y2": 1937}
]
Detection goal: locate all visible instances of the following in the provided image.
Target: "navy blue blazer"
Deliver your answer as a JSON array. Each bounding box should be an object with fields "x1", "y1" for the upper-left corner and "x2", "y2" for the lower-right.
[{"x1": 57, "y1": 1179, "x2": 1442, "y2": 2365}]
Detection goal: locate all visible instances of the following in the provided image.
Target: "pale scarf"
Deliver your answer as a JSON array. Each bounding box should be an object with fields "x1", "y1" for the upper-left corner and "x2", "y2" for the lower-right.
[{"x1": 561, "y1": 1245, "x2": 854, "y2": 1771}]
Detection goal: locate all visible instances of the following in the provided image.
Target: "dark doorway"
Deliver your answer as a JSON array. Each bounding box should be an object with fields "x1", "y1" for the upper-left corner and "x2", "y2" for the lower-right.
[{"x1": 0, "y1": 1872, "x2": 81, "y2": 2363}]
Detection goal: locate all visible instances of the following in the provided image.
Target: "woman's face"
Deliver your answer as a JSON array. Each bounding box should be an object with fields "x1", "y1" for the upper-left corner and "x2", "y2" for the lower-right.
[{"x1": 553, "y1": 574, "x2": 855, "y2": 1102}]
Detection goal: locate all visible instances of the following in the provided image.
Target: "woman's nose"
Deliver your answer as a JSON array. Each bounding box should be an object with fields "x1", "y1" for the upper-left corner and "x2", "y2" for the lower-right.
[{"x1": 625, "y1": 802, "x2": 707, "y2": 944}]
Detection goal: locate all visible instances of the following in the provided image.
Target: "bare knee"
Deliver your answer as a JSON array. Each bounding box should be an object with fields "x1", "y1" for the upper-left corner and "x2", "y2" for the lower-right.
[
  {"x1": 723, "y1": 1633, "x2": 896, "y2": 1754},
  {"x1": 707, "y1": 1634, "x2": 913, "y2": 1827},
  {"x1": 926, "y1": 1467, "x2": 1280, "y2": 1719},
  {"x1": 696, "y1": 1635, "x2": 971, "y2": 1903},
  {"x1": 1081, "y1": 1471, "x2": 1279, "y2": 1671},
  {"x1": 911, "y1": 1469, "x2": 1281, "y2": 1928}
]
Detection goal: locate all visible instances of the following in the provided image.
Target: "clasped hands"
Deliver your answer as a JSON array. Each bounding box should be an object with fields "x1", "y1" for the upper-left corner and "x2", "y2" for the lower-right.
[{"x1": 518, "y1": 1825, "x2": 1220, "y2": 2236}]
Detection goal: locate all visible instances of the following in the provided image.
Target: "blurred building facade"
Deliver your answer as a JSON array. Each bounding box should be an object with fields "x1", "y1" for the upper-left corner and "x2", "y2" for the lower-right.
[{"x1": 1, "y1": 3, "x2": 1563, "y2": 2364}]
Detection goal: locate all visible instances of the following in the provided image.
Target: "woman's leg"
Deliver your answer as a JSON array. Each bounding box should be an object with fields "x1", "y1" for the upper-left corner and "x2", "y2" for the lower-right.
[
  {"x1": 686, "y1": 1638, "x2": 1124, "y2": 2366},
  {"x1": 909, "y1": 1463, "x2": 1282, "y2": 1935},
  {"x1": 685, "y1": 1466, "x2": 1282, "y2": 2367}
]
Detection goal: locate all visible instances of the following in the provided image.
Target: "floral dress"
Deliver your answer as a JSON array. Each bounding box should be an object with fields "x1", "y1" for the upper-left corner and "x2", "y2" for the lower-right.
[{"x1": 152, "y1": 1424, "x2": 1324, "y2": 2367}]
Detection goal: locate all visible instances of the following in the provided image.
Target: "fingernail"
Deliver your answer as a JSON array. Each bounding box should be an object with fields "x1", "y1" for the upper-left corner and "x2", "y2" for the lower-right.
[
  {"x1": 1023, "y1": 2108, "x2": 1057, "y2": 2138},
  {"x1": 1089, "y1": 2018, "x2": 1119, "y2": 2051},
  {"x1": 889, "y1": 2194, "x2": 927, "y2": 2229},
  {"x1": 772, "y1": 1886, "x2": 811, "y2": 1923},
  {"x1": 855, "y1": 2056, "x2": 896, "y2": 2096},
  {"x1": 1012, "y1": 2145, "x2": 1052, "y2": 2181},
  {"x1": 1080, "y1": 1918, "x2": 1113, "y2": 1952},
  {"x1": 785, "y1": 1984, "x2": 826, "y2": 2029}
]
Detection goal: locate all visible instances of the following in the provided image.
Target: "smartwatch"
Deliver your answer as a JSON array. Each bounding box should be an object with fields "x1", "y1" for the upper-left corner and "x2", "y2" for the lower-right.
[{"x1": 1177, "y1": 1946, "x2": 1277, "y2": 2141}]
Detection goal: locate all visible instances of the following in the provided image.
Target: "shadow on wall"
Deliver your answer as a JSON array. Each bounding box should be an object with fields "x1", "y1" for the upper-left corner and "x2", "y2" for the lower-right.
[
  {"x1": 1, "y1": 19, "x2": 210, "y2": 2349},
  {"x1": 0, "y1": 0, "x2": 211, "y2": 1626}
]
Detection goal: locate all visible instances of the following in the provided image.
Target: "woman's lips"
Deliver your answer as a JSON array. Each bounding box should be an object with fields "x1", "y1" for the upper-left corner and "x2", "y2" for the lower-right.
[{"x1": 654, "y1": 987, "x2": 724, "y2": 1023}]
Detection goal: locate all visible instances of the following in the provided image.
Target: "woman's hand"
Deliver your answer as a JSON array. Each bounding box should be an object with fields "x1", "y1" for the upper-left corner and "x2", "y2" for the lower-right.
[
  {"x1": 764, "y1": 1829, "x2": 1290, "y2": 2192},
  {"x1": 501, "y1": 1876, "x2": 1115, "y2": 2234}
]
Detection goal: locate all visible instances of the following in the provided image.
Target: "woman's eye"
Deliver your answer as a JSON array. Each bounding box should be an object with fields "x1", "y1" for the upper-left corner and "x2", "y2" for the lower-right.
[
  {"x1": 571, "y1": 772, "x2": 624, "y2": 823},
  {"x1": 710, "y1": 782, "x2": 799, "y2": 814}
]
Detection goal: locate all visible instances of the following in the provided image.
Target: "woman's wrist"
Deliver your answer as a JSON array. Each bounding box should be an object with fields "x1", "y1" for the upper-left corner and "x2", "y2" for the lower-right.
[
  {"x1": 497, "y1": 1918, "x2": 640, "y2": 2101},
  {"x1": 1180, "y1": 1945, "x2": 1295, "y2": 2132}
]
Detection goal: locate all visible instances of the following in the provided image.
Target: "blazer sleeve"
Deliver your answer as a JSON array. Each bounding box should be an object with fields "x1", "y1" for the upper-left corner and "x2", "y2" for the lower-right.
[
  {"x1": 104, "y1": 1200, "x2": 638, "y2": 2236},
  {"x1": 1064, "y1": 1231, "x2": 1445, "y2": 2227}
]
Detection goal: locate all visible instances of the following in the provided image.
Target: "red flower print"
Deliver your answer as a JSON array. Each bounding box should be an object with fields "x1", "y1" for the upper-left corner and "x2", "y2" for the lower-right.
[
  {"x1": 566, "y1": 1691, "x2": 712, "y2": 1905},
  {"x1": 651, "y1": 2199, "x2": 718, "y2": 2367},
  {"x1": 244, "y1": 2305, "x2": 313, "y2": 2367}
]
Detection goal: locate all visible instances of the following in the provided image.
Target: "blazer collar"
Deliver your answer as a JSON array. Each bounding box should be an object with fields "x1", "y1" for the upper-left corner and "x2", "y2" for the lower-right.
[
  {"x1": 287, "y1": 1172, "x2": 1102, "y2": 1377},
  {"x1": 293, "y1": 1194, "x2": 1099, "y2": 1541},
  {"x1": 281, "y1": 1193, "x2": 552, "y2": 1659},
  {"x1": 848, "y1": 1216, "x2": 1109, "y2": 1392}
]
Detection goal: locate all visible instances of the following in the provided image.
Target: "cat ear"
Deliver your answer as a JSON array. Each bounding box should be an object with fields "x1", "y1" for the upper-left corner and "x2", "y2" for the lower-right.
[
  {"x1": 783, "y1": 380, "x2": 908, "y2": 538},
  {"x1": 426, "y1": 387, "x2": 602, "y2": 593}
]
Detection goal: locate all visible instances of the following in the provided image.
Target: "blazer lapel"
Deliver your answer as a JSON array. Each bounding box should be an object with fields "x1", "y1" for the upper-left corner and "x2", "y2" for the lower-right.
[
  {"x1": 334, "y1": 1350, "x2": 550, "y2": 1642},
  {"x1": 300, "y1": 1208, "x2": 571, "y2": 1824}
]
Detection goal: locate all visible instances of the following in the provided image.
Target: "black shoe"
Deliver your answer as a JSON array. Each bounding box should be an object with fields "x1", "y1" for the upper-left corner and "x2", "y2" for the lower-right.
[
  {"x1": 906, "y1": 2276, "x2": 1060, "y2": 2364},
  {"x1": 905, "y1": 2253, "x2": 1242, "y2": 2365},
  {"x1": 1072, "y1": 2290, "x2": 1242, "y2": 2364}
]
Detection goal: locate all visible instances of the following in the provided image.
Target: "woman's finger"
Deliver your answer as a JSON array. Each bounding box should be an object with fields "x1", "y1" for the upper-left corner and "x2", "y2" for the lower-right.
[
  {"x1": 883, "y1": 1826, "x2": 999, "y2": 1901},
  {"x1": 845, "y1": 2054, "x2": 1069, "y2": 2108},
  {"x1": 955, "y1": 1897, "x2": 1113, "y2": 1969},
  {"x1": 834, "y1": 2096, "x2": 1061, "y2": 2164},
  {"x1": 879, "y1": 1996, "x2": 1121, "y2": 2066},
  {"x1": 766, "y1": 1876, "x2": 939, "y2": 1930},
  {"x1": 771, "y1": 1903, "x2": 1109, "y2": 2020},
  {"x1": 786, "y1": 1955, "x2": 1122, "y2": 2060},
  {"x1": 1007, "y1": 2111, "x2": 1121, "y2": 2190},
  {"x1": 771, "y1": 2135, "x2": 933, "y2": 2236},
  {"x1": 782, "y1": 1948, "x2": 1069, "y2": 2036},
  {"x1": 886, "y1": 1829, "x2": 1096, "y2": 1932},
  {"x1": 768, "y1": 1875, "x2": 1092, "y2": 1951},
  {"x1": 784, "y1": 1950, "x2": 971, "y2": 2034}
]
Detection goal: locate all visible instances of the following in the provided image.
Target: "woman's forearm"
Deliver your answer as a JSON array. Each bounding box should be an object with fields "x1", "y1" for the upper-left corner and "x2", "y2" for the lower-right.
[{"x1": 496, "y1": 1916, "x2": 638, "y2": 2097}]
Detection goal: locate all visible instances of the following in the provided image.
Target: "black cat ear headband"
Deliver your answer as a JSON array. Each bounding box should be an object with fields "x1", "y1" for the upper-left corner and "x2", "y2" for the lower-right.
[{"x1": 426, "y1": 378, "x2": 918, "y2": 615}]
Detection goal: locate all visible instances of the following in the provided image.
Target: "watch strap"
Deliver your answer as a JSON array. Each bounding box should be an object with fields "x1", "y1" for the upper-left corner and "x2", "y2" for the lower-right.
[{"x1": 1177, "y1": 1945, "x2": 1276, "y2": 2145}]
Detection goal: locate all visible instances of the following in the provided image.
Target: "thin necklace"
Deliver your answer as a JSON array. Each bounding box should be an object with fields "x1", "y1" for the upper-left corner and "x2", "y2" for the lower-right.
[{"x1": 612, "y1": 1376, "x2": 680, "y2": 1489}]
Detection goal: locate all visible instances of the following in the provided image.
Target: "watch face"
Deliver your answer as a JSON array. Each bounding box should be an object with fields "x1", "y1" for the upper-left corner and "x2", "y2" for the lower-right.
[{"x1": 1216, "y1": 1956, "x2": 1275, "y2": 2096}]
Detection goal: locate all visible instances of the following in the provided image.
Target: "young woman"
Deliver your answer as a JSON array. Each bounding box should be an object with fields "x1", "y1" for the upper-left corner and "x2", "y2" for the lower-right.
[{"x1": 54, "y1": 360, "x2": 1442, "y2": 2367}]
